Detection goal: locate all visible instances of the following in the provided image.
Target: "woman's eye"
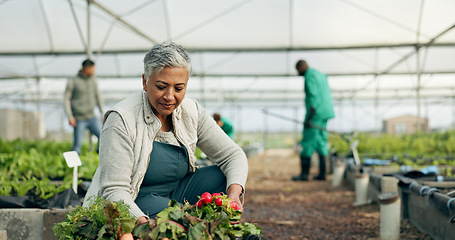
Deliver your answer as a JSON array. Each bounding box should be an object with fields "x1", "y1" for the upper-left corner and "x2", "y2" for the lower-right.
[
  {"x1": 156, "y1": 85, "x2": 165, "y2": 90},
  {"x1": 176, "y1": 88, "x2": 183, "y2": 92}
]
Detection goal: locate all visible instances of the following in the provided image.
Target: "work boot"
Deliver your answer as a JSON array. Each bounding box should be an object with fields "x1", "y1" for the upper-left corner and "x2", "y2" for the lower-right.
[
  {"x1": 313, "y1": 154, "x2": 327, "y2": 181},
  {"x1": 292, "y1": 157, "x2": 311, "y2": 181}
]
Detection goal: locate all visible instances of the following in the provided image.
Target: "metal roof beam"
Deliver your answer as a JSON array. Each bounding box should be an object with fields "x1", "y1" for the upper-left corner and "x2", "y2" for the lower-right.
[
  {"x1": 4, "y1": 86, "x2": 455, "y2": 100},
  {"x1": 11, "y1": 92, "x2": 455, "y2": 103},
  {"x1": 90, "y1": 0, "x2": 158, "y2": 45},
  {"x1": 382, "y1": 23, "x2": 455, "y2": 74},
  {"x1": 1, "y1": 43, "x2": 455, "y2": 56},
  {"x1": 2, "y1": 70, "x2": 455, "y2": 80}
]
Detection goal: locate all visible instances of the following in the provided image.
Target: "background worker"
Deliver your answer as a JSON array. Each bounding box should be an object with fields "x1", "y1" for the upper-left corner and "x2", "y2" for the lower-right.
[
  {"x1": 293, "y1": 60, "x2": 335, "y2": 181},
  {"x1": 213, "y1": 113, "x2": 234, "y2": 138},
  {"x1": 64, "y1": 59, "x2": 104, "y2": 154}
]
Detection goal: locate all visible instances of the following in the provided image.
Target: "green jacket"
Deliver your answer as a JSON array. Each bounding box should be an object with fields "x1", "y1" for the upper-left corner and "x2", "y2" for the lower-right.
[
  {"x1": 221, "y1": 117, "x2": 234, "y2": 138},
  {"x1": 64, "y1": 72, "x2": 104, "y2": 120},
  {"x1": 304, "y1": 67, "x2": 335, "y2": 121}
]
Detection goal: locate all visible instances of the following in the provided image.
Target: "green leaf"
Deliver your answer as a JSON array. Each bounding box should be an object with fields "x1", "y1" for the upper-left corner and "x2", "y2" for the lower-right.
[
  {"x1": 53, "y1": 196, "x2": 135, "y2": 240},
  {"x1": 119, "y1": 218, "x2": 135, "y2": 236},
  {"x1": 132, "y1": 222, "x2": 153, "y2": 240},
  {"x1": 241, "y1": 222, "x2": 263, "y2": 236},
  {"x1": 188, "y1": 221, "x2": 211, "y2": 240},
  {"x1": 169, "y1": 209, "x2": 185, "y2": 222},
  {"x1": 150, "y1": 221, "x2": 187, "y2": 240},
  {"x1": 226, "y1": 228, "x2": 244, "y2": 238},
  {"x1": 97, "y1": 225, "x2": 115, "y2": 240},
  {"x1": 183, "y1": 213, "x2": 201, "y2": 226},
  {"x1": 213, "y1": 228, "x2": 231, "y2": 240}
]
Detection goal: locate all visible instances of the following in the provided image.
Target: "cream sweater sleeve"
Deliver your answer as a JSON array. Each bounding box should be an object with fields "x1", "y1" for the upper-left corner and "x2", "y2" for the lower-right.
[
  {"x1": 98, "y1": 112, "x2": 146, "y2": 219},
  {"x1": 63, "y1": 78, "x2": 74, "y2": 119},
  {"x1": 194, "y1": 101, "x2": 248, "y2": 192}
]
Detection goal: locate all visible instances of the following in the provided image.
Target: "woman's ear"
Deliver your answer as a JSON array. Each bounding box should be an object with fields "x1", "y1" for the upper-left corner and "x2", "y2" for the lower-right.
[{"x1": 142, "y1": 74, "x2": 147, "y2": 91}]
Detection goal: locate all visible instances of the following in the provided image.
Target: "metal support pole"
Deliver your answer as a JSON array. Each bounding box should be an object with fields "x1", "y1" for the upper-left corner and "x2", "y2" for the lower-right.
[
  {"x1": 294, "y1": 106, "x2": 299, "y2": 143},
  {"x1": 22, "y1": 93, "x2": 26, "y2": 139},
  {"x1": 352, "y1": 98, "x2": 357, "y2": 130},
  {"x1": 61, "y1": 109, "x2": 65, "y2": 140},
  {"x1": 373, "y1": 48, "x2": 380, "y2": 134},
  {"x1": 87, "y1": 0, "x2": 93, "y2": 149},
  {"x1": 374, "y1": 76, "x2": 380, "y2": 134},
  {"x1": 416, "y1": 48, "x2": 422, "y2": 132},
  {"x1": 289, "y1": 0, "x2": 294, "y2": 48},
  {"x1": 415, "y1": 0, "x2": 424, "y2": 132},
  {"x1": 87, "y1": 0, "x2": 92, "y2": 59},
  {"x1": 33, "y1": 56, "x2": 42, "y2": 116},
  {"x1": 68, "y1": 0, "x2": 87, "y2": 51},
  {"x1": 263, "y1": 108, "x2": 268, "y2": 149},
  {"x1": 199, "y1": 53, "x2": 206, "y2": 106},
  {"x1": 91, "y1": 0, "x2": 158, "y2": 44},
  {"x1": 36, "y1": 78, "x2": 41, "y2": 120},
  {"x1": 162, "y1": 0, "x2": 172, "y2": 41},
  {"x1": 452, "y1": 94, "x2": 455, "y2": 129},
  {"x1": 237, "y1": 105, "x2": 242, "y2": 140},
  {"x1": 424, "y1": 101, "x2": 429, "y2": 131}
]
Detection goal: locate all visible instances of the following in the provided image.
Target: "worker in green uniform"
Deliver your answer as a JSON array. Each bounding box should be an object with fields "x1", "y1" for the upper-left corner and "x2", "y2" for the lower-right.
[
  {"x1": 292, "y1": 60, "x2": 335, "y2": 181},
  {"x1": 213, "y1": 113, "x2": 234, "y2": 138}
]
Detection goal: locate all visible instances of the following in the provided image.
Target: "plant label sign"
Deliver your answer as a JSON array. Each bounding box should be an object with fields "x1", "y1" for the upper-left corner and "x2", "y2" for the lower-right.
[{"x1": 63, "y1": 151, "x2": 82, "y2": 168}]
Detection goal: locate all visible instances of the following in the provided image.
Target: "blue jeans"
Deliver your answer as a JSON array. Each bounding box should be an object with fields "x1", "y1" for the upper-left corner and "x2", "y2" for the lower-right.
[{"x1": 72, "y1": 117, "x2": 101, "y2": 154}]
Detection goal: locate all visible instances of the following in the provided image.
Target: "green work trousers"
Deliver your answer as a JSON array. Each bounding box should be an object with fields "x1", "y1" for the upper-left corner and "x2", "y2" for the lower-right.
[{"x1": 300, "y1": 118, "x2": 329, "y2": 158}]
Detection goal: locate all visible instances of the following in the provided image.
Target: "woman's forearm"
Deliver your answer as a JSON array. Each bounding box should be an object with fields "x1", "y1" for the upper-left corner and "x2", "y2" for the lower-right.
[{"x1": 227, "y1": 183, "x2": 243, "y2": 196}]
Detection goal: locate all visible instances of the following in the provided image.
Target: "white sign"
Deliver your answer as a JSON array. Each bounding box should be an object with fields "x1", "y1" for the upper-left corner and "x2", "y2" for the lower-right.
[{"x1": 63, "y1": 151, "x2": 82, "y2": 168}]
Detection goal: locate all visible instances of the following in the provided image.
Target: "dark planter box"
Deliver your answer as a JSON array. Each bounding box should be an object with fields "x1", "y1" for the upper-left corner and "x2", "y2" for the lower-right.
[{"x1": 399, "y1": 180, "x2": 455, "y2": 240}]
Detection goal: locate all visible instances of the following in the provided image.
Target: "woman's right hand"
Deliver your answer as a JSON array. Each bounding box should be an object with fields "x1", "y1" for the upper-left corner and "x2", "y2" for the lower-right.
[
  {"x1": 119, "y1": 233, "x2": 134, "y2": 240},
  {"x1": 137, "y1": 216, "x2": 148, "y2": 225},
  {"x1": 119, "y1": 216, "x2": 149, "y2": 240}
]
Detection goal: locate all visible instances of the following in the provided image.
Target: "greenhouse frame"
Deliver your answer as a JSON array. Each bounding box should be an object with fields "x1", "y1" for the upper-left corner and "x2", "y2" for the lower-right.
[{"x1": 1, "y1": 0, "x2": 455, "y2": 137}]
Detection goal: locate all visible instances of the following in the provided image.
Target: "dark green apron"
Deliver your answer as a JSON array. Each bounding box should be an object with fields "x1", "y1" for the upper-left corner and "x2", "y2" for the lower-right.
[{"x1": 135, "y1": 141, "x2": 227, "y2": 217}]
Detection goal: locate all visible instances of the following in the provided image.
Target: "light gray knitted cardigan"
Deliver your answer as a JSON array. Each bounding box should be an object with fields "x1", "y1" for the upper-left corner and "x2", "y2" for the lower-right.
[{"x1": 83, "y1": 91, "x2": 248, "y2": 219}]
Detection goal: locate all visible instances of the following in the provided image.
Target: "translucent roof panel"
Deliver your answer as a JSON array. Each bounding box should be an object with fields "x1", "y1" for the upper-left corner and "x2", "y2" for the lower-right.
[
  {"x1": 1, "y1": 0, "x2": 454, "y2": 53},
  {"x1": 1, "y1": 0, "x2": 455, "y2": 133}
]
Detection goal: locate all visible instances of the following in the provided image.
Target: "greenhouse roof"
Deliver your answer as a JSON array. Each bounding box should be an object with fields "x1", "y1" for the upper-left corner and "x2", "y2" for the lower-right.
[
  {"x1": 1, "y1": 0, "x2": 455, "y2": 133},
  {"x1": 0, "y1": 0, "x2": 454, "y2": 78}
]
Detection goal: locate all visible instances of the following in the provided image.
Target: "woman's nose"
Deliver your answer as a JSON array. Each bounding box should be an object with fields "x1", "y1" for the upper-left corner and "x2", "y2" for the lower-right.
[{"x1": 163, "y1": 88, "x2": 174, "y2": 101}]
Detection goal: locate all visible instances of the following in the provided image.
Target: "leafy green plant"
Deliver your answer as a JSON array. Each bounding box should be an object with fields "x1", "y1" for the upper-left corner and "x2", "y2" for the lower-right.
[
  {"x1": 0, "y1": 138, "x2": 99, "y2": 181},
  {"x1": 0, "y1": 138, "x2": 100, "y2": 200},
  {"x1": 133, "y1": 193, "x2": 262, "y2": 240},
  {"x1": 53, "y1": 196, "x2": 135, "y2": 240},
  {"x1": 10, "y1": 176, "x2": 35, "y2": 196},
  {"x1": 54, "y1": 194, "x2": 262, "y2": 240},
  {"x1": 329, "y1": 131, "x2": 455, "y2": 167},
  {"x1": 0, "y1": 176, "x2": 12, "y2": 196},
  {"x1": 0, "y1": 175, "x2": 74, "y2": 200}
]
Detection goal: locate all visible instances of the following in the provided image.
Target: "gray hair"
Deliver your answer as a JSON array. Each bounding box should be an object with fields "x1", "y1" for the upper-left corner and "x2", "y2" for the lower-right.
[{"x1": 143, "y1": 42, "x2": 192, "y2": 82}]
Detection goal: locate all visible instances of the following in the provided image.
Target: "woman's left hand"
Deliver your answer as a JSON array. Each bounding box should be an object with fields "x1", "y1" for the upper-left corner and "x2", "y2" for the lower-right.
[
  {"x1": 227, "y1": 184, "x2": 244, "y2": 212},
  {"x1": 119, "y1": 233, "x2": 134, "y2": 240}
]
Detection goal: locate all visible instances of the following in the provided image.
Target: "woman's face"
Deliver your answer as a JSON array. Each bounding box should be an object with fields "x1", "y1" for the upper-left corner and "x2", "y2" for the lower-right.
[{"x1": 142, "y1": 67, "x2": 189, "y2": 119}]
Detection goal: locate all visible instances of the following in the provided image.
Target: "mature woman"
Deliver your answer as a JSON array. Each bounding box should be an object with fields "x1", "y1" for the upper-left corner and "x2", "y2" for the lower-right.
[{"x1": 83, "y1": 42, "x2": 248, "y2": 225}]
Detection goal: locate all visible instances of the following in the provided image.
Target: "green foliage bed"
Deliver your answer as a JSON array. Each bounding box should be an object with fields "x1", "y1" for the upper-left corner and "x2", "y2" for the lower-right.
[
  {"x1": 329, "y1": 130, "x2": 455, "y2": 169},
  {"x1": 0, "y1": 138, "x2": 99, "y2": 199},
  {"x1": 3, "y1": 130, "x2": 455, "y2": 199}
]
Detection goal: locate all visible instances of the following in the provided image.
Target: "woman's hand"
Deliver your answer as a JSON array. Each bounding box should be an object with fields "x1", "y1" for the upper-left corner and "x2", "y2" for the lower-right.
[
  {"x1": 119, "y1": 233, "x2": 134, "y2": 240},
  {"x1": 227, "y1": 184, "x2": 244, "y2": 212},
  {"x1": 118, "y1": 216, "x2": 148, "y2": 240},
  {"x1": 137, "y1": 216, "x2": 148, "y2": 225}
]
